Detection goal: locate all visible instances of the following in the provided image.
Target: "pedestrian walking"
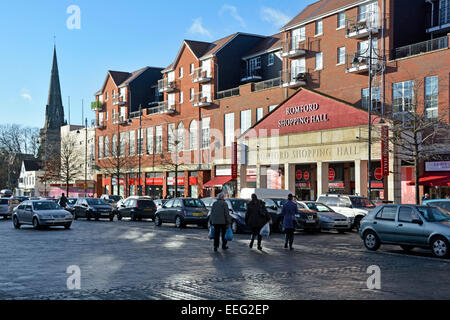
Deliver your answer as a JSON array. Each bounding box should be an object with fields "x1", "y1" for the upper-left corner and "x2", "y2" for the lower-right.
[
  {"x1": 245, "y1": 194, "x2": 271, "y2": 251},
  {"x1": 59, "y1": 193, "x2": 68, "y2": 208},
  {"x1": 281, "y1": 194, "x2": 297, "y2": 250},
  {"x1": 209, "y1": 193, "x2": 232, "y2": 252},
  {"x1": 422, "y1": 193, "x2": 430, "y2": 203}
]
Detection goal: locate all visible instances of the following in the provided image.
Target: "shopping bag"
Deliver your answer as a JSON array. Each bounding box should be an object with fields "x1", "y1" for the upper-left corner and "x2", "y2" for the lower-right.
[
  {"x1": 260, "y1": 222, "x2": 270, "y2": 237},
  {"x1": 208, "y1": 226, "x2": 215, "y2": 240},
  {"x1": 225, "y1": 227, "x2": 234, "y2": 241}
]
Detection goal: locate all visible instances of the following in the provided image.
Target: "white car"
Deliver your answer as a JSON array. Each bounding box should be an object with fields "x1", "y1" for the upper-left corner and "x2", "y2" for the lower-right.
[{"x1": 316, "y1": 194, "x2": 376, "y2": 230}]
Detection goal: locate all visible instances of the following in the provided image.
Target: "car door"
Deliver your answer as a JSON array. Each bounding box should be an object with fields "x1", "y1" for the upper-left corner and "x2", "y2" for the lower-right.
[
  {"x1": 16, "y1": 202, "x2": 26, "y2": 222},
  {"x1": 172, "y1": 199, "x2": 183, "y2": 220},
  {"x1": 373, "y1": 206, "x2": 398, "y2": 243},
  {"x1": 122, "y1": 199, "x2": 133, "y2": 217},
  {"x1": 161, "y1": 199, "x2": 174, "y2": 222},
  {"x1": 23, "y1": 203, "x2": 34, "y2": 224},
  {"x1": 396, "y1": 206, "x2": 426, "y2": 245}
]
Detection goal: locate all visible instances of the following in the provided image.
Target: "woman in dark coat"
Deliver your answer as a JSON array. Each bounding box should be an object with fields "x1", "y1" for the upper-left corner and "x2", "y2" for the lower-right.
[
  {"x1": 281, "y1": 194, "x2": 297, "y2": 250},
  {"x1": 245, "y1": 194, "x2": 271, "y2": 250}
]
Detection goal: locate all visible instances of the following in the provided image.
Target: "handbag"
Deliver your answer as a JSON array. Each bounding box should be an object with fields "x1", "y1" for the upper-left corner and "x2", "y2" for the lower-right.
[
  {"x1": 208, "y1": 226, "x2": 215, "y2": 240},
  {"x1": 260, "y1": 222, "x2": 270, "y2": 237},
  {"x1": 225, "y1": 227, "x2": 234, "y2": 241}
]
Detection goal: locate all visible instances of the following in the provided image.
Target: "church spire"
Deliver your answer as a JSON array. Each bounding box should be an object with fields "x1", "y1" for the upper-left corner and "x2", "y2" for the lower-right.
[{"x1": 44, "y1": 45, "x2": 65, "y2": 129}]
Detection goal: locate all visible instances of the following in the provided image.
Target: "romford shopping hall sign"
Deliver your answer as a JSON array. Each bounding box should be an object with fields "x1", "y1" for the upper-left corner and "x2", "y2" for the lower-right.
[
  {"x1": 259, "y1": 145, "x2": 360, "y2": 163},
  {"x1": 279, "y1": 103, "x2": 329, "y2": 128}
]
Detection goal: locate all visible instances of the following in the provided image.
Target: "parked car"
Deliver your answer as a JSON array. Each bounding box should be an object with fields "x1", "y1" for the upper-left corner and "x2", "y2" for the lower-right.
[
  {"x1": 12, "y1": 200, "x2": 73, "y2": 229},
  {"x1": 360, "y1": 204, "x2": 450, "y2": 258},
  {"x1": 298, "y1": 201, "x2": 351, "y2": 232},
  {"x1": 155, "y1": 198, "x2": 208, "y2": 228},
  {"x1": 100, "y1": 195, "x2": 123, "y2": 202},
  {"x1": 240, "y1": 188, "x2": 291, "y2": 200},
  {"x1": 73, "y1": 198, "x2": 115, "y2": 221},
  {"x1": 117, "y1": 197, "x2": 157, "y2": 221},
  {"x1": 57, "y1": 197, "x2": 78, "y2": 213},
  {"x1": 153, "y1": 199, "x2": 168, "y2": 210},
  {"x1": 204, "y1": 198, "x2": 251, "y2": 233},
  {"x1": 423, "y1": 199, "x2": 450, "y2": 211},
  {"x1": 373, "y1": 200, "x2": 394, "y2": 206},
  {"x1": 0, "y1": 198, "x2": 12, "y2": 219},
  {"x1": 12, "y1": 196, "x2": 29, "y2": 203},
  {"x1": 317, "y1": 194, "x2": 376, "y2": 230}
]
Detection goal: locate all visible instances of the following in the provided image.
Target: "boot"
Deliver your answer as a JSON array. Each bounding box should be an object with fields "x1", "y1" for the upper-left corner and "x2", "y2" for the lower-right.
[{"x1": 249, "y1": 240, "x2": 254, "y2": 249}]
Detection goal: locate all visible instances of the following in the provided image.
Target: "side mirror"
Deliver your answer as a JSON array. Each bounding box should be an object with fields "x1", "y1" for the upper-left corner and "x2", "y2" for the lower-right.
[{"x1": 412, "y1": 219, "x2": 423, "y2": 225}]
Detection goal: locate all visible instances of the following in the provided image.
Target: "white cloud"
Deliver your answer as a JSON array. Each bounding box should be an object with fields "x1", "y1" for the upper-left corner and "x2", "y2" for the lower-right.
[
  {"x1": 21, "y1": 89, "x2": 32, "y2": 102},
  {"x1": 260, "y1": 7, "x2": 291, "y2": 28},
  {"x1": 188, "y1": 18, "x2": 212, "y2": 38},
  {"x1": 220, "y1": 4, "x2": 246, "y2": 28}
]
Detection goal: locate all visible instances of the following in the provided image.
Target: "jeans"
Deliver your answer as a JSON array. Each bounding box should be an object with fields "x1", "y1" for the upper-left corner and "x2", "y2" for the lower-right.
[
  {"x1": 285, "y1": 228, "x2": 295, "y2": 247},
  {"x1": 212, "y1": 224, "x2": 228, "y2": 249},
  {"x1": 250, "y1": 227, "x2": 262, "y2": 248}
]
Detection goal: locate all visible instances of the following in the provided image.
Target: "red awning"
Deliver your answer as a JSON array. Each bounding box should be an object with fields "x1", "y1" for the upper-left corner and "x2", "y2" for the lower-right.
[
  {"x1": 408, "y1": 172, "x2": 450, "y2": 187},
  {"x1": 203, "y1": 176, "x2": 233, "y2": 188}
]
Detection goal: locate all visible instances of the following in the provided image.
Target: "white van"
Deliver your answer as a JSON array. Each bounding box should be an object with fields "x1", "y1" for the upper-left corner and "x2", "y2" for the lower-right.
[{"x1": 239, "y1": 188, "x2": 292, "y2": 200}]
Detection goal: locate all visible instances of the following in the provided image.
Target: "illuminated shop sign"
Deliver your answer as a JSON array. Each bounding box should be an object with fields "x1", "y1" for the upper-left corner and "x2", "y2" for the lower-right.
[{"x1": 279, "y1": 103, "x2": 329, "y2": 128}]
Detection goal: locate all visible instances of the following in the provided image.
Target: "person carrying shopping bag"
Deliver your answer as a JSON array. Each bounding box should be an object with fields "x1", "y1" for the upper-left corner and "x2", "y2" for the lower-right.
[
  {"x1": 281, "y1": 194, "x2": 297, "y2": 250},
  {"x1": 209, "y1": 193, "x2": 232, "y2": 252},
  {"x1": 245, "y1": 194, "x2": 271, "y2": 251}
]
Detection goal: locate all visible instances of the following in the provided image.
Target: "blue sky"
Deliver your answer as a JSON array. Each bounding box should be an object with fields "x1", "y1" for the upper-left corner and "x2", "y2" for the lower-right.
[{"x1": 0, "y1": 0, "x2": 309, "y2": 128}]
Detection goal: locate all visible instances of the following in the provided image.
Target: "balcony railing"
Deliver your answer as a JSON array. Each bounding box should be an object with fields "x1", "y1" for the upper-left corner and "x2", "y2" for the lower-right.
[
  {"x1": 158, "y1": 78, "x2": 177, "y2": 93},
  {"x1": 112, "y1": 96, "x2": 126, "y2": 106},
  {"x1": 394, "y1": 36, "x2": 448, "y2": 59},
  {"x1": 281, "y1": 36, "x2": 308, "y2": 58},
  {"x1": 346, "y1": 12, "x2": 380, "y2": 38},
  {"x1": 146, "y1": 101, "x2": 176, "y2": 115},
  {"x1": 280, "y1": 68, "x2": 307, "y2": 88},
  {"x1": 191, "y1": 67, "x2": 212, "y2": 83},
  {"x1": 241, "y1": 68, "x2": 262, "y2": 82},
  {"x1": 192, "y1": 92, "x2": 212, "y2": 107},
  {"x1": 91, "y1": 101, "x2": 104, "y2": 111},
  {"x1": 95, "y1": 120, "x2": 106, "y2": 130},
  {"x1": 253, "y1": 77, "x2": 281, "y2": 92},
  {"x1": 216, "y1": 87, "x2": 240, "y2": 100},
  {"x1": 427, "y1": 4, "x2": 450, "y2": 31},
  {"x1": 345, "y1": 49, "x2": 383, "y2": 73},
  {"x1": 112, "y1": 115, "x2": 128, "y2": 125}
]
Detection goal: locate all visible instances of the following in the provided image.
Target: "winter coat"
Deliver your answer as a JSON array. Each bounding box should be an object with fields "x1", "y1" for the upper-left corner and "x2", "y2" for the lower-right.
[
  {"x1": 59, "y1": 196, "x2": 68, "y2": 207},
  {"x1": 245, "y1": 200, "x2": 271, "y2": 229},
  {"x1": 281, "y1": 200, "x2": 297, "y2": 230},
  {"x1": 210, "y1": 199, "x2": 232, "y2": 225}
]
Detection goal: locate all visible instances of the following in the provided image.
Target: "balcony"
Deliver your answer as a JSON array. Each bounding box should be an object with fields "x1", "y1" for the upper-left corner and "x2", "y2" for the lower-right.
[
  {"x1": 241, "y1": 68, "x2": 262, "y2": 82},
  {"x1": 158, "y1": 78, "x2": 177, "y2": 93},
  {"x1": 192, "y1": 93, "x2": 212, "y2": 107},
  {"x1": 95, "y1": 120, "x2": 106, "y2": 130},
  {"x1": 253, "y1": 77, "x2": 281, "y2": 92},
  {"x1": 280, "y1": 69, "x2": 307, "y2": 88},
  {"x1": 281, "y1": 36, "x2": 307, "y2": 58},
  {"x1": 91, "y1": 101, "x2": 104, "y2": 111},
  {"x1": 192, "y1": 67, "x2": 212, "y2": 83},
  {"x1": 112, "y1": 96, "x2": 126, "y2": 106},
  {"x1": 345, "y1": 50, "x2": 383, "y2": 74},
  {"x1": 427, "y1": 4, "x2": 450, "y2": 33},
  {"x1": 394, "y1": 36, "x2": 448, "y2": 59},
  {"x1": 346, "y1": 13, "x2": 380, "y2": 39},
  {"x1": 112, "y1": 115, "x2": 128, "y2": 125},
  {"x1": 216, "y1": 87, "x2": 240, "y2": 100},
  {"x1": 146, "y1": 101, "x2": 176, "y2": 115}
]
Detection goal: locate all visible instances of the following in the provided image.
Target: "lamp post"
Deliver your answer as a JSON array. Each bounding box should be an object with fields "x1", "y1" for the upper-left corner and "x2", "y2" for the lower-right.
[
  {"x1": 84, "y1": 117, "x2": 88, "y2": 197},
  {"x1": 138, "y1": 104, "x2": 143, "y2": 196}
]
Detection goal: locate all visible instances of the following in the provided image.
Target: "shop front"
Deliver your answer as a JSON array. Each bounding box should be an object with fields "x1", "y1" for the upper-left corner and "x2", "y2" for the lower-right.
[
  {"x1": 204, "y1": 165, "x2": 236, "y2": 197},
  {"x1": 145, "y1": 172, "x2": 164, "y2": 199},
  {"x1": 239, "y1": 88, "x2": 400, "y2": 203},
  {"x1": 407, "y1": 160, "x2": 450, "y2": 200},
  {"x1": 167, "y1": 172, "x2": 185, "y2": 198}
]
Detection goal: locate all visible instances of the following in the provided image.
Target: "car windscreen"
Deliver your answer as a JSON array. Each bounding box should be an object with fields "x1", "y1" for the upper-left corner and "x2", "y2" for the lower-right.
[
  {"x1": 272, "y1": 199, "x2": 287, "y2": 208},
  {"x1": 109, "y1": 196, "x2": 121, "y2": 202},
  {"x1": 350, "y1": 197, "x2": 375, "y2": 209},
  {"x1": 0, "y1": 199, "x2": 9, "y2": 205},
  {"x1": 417, "y1": 206, "x2": 450, "y2": 222},
  {"x1": 305, "y1": 202, "x2": 333, "y2": 212},
  {"x1": 183, "y1": 199, "x2": 205, "y2": 208},
  {"x1": 67, "y1": 199, "x2": 77, "y2": 205},
  {"x1": 87, "y1": 198, "x2": 108, "y2": 206},
  {"x1": 33, "y1": 202, "x2": 61, "y2": 211},
  {"x1": 229, "y1": 200, "x2": 247, "y2": 212},
  {"x1": 137, "y1": 200, "x2": 155, "y2": 208}
]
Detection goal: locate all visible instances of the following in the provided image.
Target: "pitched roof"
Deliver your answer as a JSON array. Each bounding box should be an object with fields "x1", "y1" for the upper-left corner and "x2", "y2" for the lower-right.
[
  {"x1": 185, "y1": 40, "x2": 215, "y2": 59},
  {"x1": 23, "y1": 160, "x2": 42, "y2": 172},
  {"x1": 242, "y1": 33, "x2": 282, "y2": 59},
  {"x1": 282, "y1": 0, "x2": 362, "y2": 30},
  {"x1": 199, "y1": 33, "x2": 239, "y2": 58}
]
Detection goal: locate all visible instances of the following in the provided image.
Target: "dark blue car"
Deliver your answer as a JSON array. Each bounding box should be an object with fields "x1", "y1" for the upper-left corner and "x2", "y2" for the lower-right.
[{"x1": 205, "y1": 198, "x2": 251, "y2": 233}]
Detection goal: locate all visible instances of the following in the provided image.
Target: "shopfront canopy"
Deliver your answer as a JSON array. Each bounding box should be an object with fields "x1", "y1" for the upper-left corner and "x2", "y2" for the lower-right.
[
  {"x1": 408, "y1": 172, "x2": 450, "y2": 187},
  {"x1": 203, "y1": 176, "x2": 233, "y2": 188}
]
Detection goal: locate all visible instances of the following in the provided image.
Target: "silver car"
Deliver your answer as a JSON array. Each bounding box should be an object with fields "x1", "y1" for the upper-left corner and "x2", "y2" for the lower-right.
[
  {"x1": 12, "y1": 200, "x2": 74, "y2": 230},
  {"x1": 0, "y1": 198, "x2": 11, "y2": 219},
  {"x1": 298, "y1": 201, "x2": 351, "y2": 233},
  {"x1": 360, "y1": 204, "x2": 450, "y2": 258}
]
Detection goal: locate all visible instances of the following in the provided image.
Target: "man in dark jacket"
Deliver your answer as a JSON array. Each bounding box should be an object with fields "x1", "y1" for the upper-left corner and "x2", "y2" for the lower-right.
[
  {"x1": 209, "y1": 193, "x2": 232, "y2": 252},
  {"x1": 59, "y1": 193, "x2": 68, "y2": 208},
  {"x1": 245, "y1": 194, "x2": 271, "y2": 250},
  {"x1": 281, "y1": 194, "x2": 297, "y2": 250}
]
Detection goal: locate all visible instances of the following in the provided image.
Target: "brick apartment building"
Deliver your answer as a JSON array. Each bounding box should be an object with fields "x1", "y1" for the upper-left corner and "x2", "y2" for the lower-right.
[{"x1": 94, "y1": 0, "x2": 450, "y2": 202}]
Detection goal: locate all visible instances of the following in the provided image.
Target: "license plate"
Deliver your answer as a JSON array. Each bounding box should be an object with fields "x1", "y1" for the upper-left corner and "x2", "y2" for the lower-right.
[
  {"x1": 144, "y1": 208, "x2": 153, "y2": 211},
  {"x1": 307, "y1": 216, "x2": 314, "y2": 221},
  {"x1": 192, "y1": 212, "x2": 203, "y2": 217}
]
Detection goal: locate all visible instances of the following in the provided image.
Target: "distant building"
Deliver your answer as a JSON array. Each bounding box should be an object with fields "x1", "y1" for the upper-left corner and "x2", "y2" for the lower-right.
[{"x1": 16, "y1": 160, "x2": 44, "y2": 197}]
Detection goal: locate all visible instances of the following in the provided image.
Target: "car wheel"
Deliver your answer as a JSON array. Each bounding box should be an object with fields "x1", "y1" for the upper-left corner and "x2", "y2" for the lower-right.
[
  {"x1": 131, "y1": 212, "x2": 137, "y2": 221},
  {"x1": 363, "y1": 230, "x2": 380, "y2": 251},
  {"x1": 86, "y1": 212, "x2": 91, "y2": 221},
  {"x1": 431, "y1": 236, "x2": 449, "y2": 258},
  {"x1": 73, "y1": 213, "x2": 78, "y2": 220},
  {"x1": 154, "y1": 214, "x2": 162, "y2": 226},
  {"x1": 64, "y1": 223, "x2": 72, "y2": 229},
  {"x1": 13, "y1": 216, "x2": 21, "y2": 229},
  {"x1": 32, "y1": 217, "x2": 41, "y2": 230},
  {"x1": 400, "y1": 245, "x2": 414, "y2": 252},
  {"x1": 175, "y1": 216, "x2": 184, "y2": 229},
  {"x1": 231, "y1": 220, "x2": 238, "y2": 234},
  {"x1": 337, "y1": 230, "x2": 346, "y2": 234},
  {"x1": 109, "y1": 215, "x2": 114, "y2": 222},
  {"x1": 117, "y1": 213, "x2": 122, "y2": 221}
]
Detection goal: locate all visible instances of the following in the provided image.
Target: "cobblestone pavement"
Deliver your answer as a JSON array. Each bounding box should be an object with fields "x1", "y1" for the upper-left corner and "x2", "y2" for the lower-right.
[{"x1": 0, "y1": 217, "x2": 448, "y2": 300}]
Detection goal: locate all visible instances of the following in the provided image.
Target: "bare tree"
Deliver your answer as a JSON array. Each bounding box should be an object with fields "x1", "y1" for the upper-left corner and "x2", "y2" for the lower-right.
[{"x1": 383, "y1": 72, "x2": 450, "y2": 204}]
